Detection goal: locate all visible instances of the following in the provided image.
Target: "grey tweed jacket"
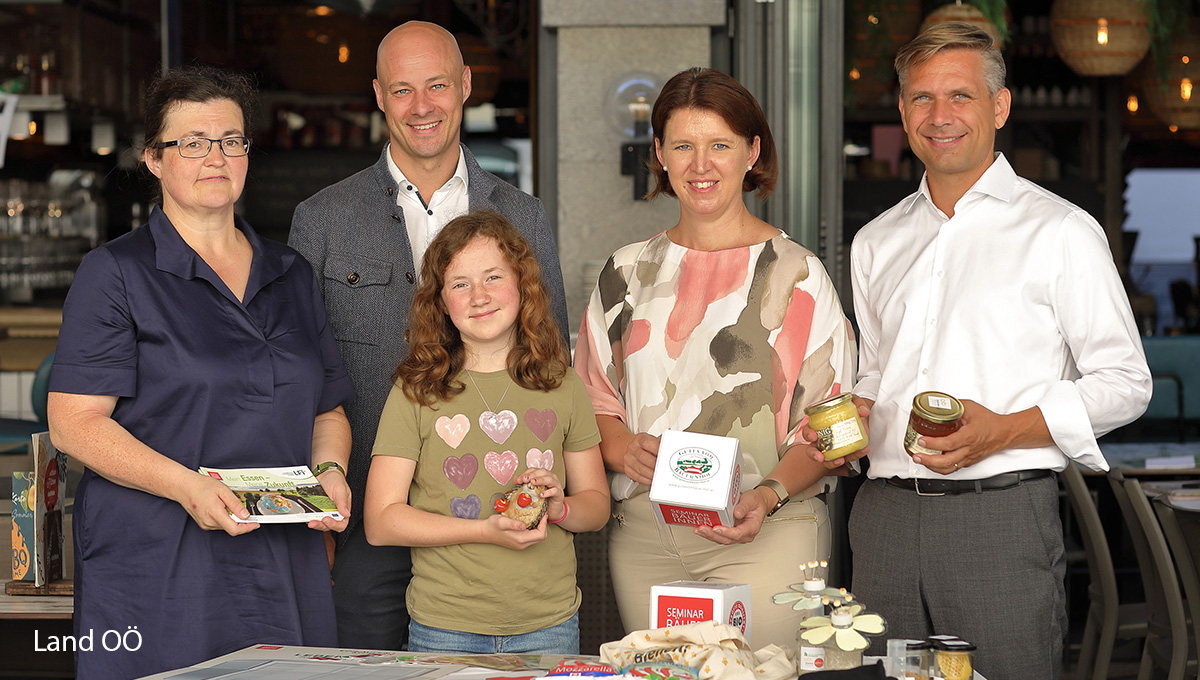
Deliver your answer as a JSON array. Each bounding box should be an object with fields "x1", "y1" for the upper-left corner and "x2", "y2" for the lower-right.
[{"x1": 288, "y1": 145, "x2": 569, "y2": 544}]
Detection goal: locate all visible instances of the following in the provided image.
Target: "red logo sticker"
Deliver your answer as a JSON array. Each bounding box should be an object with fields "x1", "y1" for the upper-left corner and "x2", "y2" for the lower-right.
[{"x1": 728, "y1": 600, "x2": 747, "y2": 633}]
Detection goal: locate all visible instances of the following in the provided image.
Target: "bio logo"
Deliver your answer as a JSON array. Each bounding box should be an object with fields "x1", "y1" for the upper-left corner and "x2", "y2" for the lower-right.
[
  {"x1": 729, "y1": 601, "x2": 747, "y2": 633},
  {"x1": 669, "y1": 447, "x2": 719, "y2": 483}
]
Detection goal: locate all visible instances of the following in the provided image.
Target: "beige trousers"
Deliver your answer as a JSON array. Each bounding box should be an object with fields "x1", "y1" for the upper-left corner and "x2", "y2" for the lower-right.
[{"x1": 609, "y1": 492, "x2": 830, "y2": 650}]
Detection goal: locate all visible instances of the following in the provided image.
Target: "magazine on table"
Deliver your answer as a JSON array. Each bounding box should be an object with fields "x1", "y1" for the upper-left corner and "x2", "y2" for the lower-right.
[{"x1": 199, "y1": 465, "x2": 343, "y2": 524}]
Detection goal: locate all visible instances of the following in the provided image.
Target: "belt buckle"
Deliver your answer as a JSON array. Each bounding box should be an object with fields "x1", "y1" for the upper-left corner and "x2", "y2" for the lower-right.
[{"x1": 914, "y1": 478, "x2": 944, "y2": 497}]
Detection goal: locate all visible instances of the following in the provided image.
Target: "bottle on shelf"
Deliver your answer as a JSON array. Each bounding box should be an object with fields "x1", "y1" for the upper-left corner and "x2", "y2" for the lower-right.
[{"x1": 37, "y1": 51, "x2": 57, "y2": 96}]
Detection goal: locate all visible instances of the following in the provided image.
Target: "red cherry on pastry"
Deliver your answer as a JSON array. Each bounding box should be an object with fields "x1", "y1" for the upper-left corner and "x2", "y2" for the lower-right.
[
  {"x1": 493, "y1": 498, "x2": 509, "y2": 513},
  {"x1": 517, "y1": 493, "x2": 533, "y2": 508}
]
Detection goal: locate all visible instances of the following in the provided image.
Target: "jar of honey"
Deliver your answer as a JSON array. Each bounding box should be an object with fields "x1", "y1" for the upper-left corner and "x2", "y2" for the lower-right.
[
  {"x1": 804, "y1": 393, "x2": 868, "y2": 460},
  {"x1": 932, "y1": 639, "x2": 975, "y2": 680},
  {"x1": 904, "y1": 391, "x2": 963, "y2": 457}
]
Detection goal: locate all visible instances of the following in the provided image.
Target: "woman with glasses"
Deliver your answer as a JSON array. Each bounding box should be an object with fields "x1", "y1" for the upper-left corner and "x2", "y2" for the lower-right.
[{"x1": 46, "y1": 65, "x2": 354, "y2": 679}]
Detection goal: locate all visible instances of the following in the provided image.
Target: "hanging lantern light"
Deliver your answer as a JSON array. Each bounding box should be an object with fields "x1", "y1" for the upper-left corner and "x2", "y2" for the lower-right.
[
  {"x1": 1142, "y1": 19, "x2": 1200, "y2": 130},
  {"x1": 919, "y1": 1, "x2": 1004, "y2": 48},
  {"x1": 1049, "y1": 0, "x2": 1150, "y2": 77}
]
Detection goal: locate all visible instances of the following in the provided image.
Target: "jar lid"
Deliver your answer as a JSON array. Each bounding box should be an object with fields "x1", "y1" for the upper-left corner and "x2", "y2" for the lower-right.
[
  {"x1": 802, "y1": 578, "x2": 826, "y2": 593},
  {"x1": 926, "y1": 634, "x2": 960, "y2": 643},
  {"x1": 912, "y1": 391, "x2": 964, "y2": 423},
  {"x1": 904, "y1": 640, "x2": 931, "y2": 650},
  {"x1": 830, "y1": 608, "x2": 854, "y2": 627},
  {"x1": 933, "y1": 639, "x2": 976, "y2": 651},
  {"x1": 805, "y1": 392, "x2": 854, "y2": 416}
]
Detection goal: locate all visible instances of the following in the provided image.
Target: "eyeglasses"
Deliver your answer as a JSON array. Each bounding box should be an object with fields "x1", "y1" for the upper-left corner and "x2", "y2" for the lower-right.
[{"x1": 156, "y1": 136, "x2": 251, "y2": 158}]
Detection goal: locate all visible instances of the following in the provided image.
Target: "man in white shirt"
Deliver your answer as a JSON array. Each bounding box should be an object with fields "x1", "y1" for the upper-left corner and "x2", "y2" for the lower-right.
[
  {"x1": 818, "y1": 23, "x2": 1151, "y2": 680},
  {"x1": 288, "y1": 21, "x2": 568, "y2": 650}
]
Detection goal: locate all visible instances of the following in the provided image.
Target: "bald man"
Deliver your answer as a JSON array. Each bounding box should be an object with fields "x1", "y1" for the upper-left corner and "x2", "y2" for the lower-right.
[{"x1": 289, "y1": 21, "x2": 569, "y2": 650}]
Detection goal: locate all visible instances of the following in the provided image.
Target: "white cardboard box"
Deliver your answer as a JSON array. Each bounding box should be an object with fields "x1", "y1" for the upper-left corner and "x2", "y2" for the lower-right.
[
  {"x1": 650, "y1": 580, "x2": 752, "y2": 642},
  {"x1": 649, "y1": 429, "x2": 743, "y2": 527}
]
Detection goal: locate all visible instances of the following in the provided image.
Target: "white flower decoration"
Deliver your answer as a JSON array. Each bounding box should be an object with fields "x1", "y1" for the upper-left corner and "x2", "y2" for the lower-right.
[
  {"x1": 798, "y1": 604, "x2": 886, "y2": 652},
  {"x1": 771, "y1": 580, "x2": 851, "y2": 612}
]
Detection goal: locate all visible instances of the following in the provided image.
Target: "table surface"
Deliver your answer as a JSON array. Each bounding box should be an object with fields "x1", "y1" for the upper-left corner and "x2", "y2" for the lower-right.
[
  {"x1": 1099, "y1": 442, "x2": 1200, "y2": 475},
  {"x1": 1142, "y1": 480, "x2": 1200, "y2": 510},
  {"x1": 137, "y1": 645, "x2": 597, "y2": 680},
  {"x1": 0, "y1": 579, "x2": 73, "y2": 620},
  {"x1": 0, "y1": 306, "x2": 62, "y2": 328},
  {"x1": 135, "y1": 645, "x2": 988, "y2": 680},
  {"x1": 0, "y1": 336, "x2": 56, "y2": 371}
]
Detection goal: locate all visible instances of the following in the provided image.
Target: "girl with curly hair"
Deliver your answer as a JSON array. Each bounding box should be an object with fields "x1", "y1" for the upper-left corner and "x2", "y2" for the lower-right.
[{"x1": 364, "y1": 210, "x2": 609, "y2": 654}]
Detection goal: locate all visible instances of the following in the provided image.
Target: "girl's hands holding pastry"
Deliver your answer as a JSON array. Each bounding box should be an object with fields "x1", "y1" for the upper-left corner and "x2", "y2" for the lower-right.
[
  {"x1": 518, "y1": 467, "x2": 565, "y2": 526},
  {"x1": 482, "y1": 513, "x2": 548, "y2": 550}
]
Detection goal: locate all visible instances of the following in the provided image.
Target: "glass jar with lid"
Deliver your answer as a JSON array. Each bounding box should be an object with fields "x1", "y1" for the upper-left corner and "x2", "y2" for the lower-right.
[
  {"x1": 819, "y1": 607, "x2": 864, "y2": 670},
  {"x1": 902, "y1": 639, "x2": 931, "y2": 680},
  {"x1": 804, "y1": 393, "x2": 868, "y2": 460},
  {"x1": 931, "y1": 639, "x2": 975, "y2": 680},
  {"x1": 905, "y1": 391, "x2": 964, "y2": 457}
]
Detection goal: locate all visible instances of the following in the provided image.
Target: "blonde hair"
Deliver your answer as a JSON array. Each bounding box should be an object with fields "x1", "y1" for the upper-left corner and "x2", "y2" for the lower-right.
[{"x1": 895, "y1": 22, "x2": 1006, "y2": 98}]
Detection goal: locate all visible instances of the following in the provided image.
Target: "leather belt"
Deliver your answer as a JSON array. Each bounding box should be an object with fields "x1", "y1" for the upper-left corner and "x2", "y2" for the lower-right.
[{"x1": 885, "y1": 469, "x2": 1053, "y2": 496}]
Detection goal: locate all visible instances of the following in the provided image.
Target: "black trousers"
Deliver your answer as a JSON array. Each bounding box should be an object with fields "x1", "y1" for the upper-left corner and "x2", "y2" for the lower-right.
[{"x1": 331, "y1": 523, "x2": 412, "y2": 650}]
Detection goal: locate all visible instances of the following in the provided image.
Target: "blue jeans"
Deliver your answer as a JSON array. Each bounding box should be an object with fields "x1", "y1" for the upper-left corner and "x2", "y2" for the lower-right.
[{"x1": 408, "y1": 612, "x2": 579, "y2": 654}]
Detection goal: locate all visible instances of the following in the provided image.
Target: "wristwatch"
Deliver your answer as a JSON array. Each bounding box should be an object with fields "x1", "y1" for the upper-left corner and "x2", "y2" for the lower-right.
[
  {"x1": 756, "y1": 478, "x2": 791, "y2": 517},
  {"x1": 312, "y1": 461, "x2": 346, "y2": 477}
]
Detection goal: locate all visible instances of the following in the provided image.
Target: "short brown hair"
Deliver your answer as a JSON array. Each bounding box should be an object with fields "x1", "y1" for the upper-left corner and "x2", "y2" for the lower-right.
[
  {"x1": 396, "y1": 211, "x2": 569, "y2": 406},
  {"x1": 646, "y1": 67, "x2": 777, "y2": 201},
  {"x1": 142, "y1": 64, "x2": 258, "y2": 158},
  {"x1": 895, "y1": 22, "x2": 1006, "y2": 98},
  {"x1": 140, "y1": 65, "x2": 258, "y2": 202}
]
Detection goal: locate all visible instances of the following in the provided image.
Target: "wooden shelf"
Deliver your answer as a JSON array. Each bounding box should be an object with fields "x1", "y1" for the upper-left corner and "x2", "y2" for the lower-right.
[{"x1": 14, "y1": 94, "x2": 65, "y2": 112}]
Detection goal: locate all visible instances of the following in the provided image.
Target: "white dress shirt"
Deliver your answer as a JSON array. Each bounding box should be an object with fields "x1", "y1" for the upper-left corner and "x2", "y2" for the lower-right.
[
  {"x1": 384, "y1": 144, "x2": 470, "y2": 272},
  {"x1": 851, "y1": 154, "x2": 1151, "y2": 478}
]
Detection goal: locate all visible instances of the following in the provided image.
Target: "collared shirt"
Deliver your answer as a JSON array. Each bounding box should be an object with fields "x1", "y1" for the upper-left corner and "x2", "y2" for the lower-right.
[
  {"x1": 851, "y1": 153, "x2": 1151, "y2": 479},
  {"x1": 384, "y1": 143, "x2": 470, "y2": 272}
]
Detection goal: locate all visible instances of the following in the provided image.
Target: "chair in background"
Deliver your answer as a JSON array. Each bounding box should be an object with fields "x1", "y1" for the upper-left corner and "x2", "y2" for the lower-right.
[
  {"x1": 1062, "y1": 463, "x2": 1148, "y2": 680},
  {"x1": 1169, "y1": 279, "x2": 1200, "y2": 333},
  {"x1": 1140, "y1": 336, "x2": 1200, "y2": 441},
  {"x1": 1107, "y1": 470, "x2": 1195, "y2": 680},
  {"x1": 1155, "y1": 496, "x2": 1200, "y2": 679},
  {"x1": 0, "y1": 351, "x2": 54, "y2": 454}
]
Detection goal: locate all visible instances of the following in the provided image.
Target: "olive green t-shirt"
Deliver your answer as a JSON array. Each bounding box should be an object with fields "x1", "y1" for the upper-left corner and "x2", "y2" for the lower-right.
[{"x1": 372, "y1": 368, "x2": 602, "y2": 635}]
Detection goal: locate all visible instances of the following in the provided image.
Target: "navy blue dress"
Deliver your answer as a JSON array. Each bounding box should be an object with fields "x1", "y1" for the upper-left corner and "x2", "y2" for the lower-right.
[{"x1": 50, "y1": 208, "x2": 355, "y2": 679}]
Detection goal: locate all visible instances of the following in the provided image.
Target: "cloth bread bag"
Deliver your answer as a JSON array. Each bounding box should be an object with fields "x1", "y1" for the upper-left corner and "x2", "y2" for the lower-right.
[{"x1": 599, "y1": 620, "x2": 794, "y2": 680}]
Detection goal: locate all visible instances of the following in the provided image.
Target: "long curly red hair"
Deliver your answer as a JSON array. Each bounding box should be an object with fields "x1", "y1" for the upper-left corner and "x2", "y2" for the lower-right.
[{"x1": 396, "y1": 210, "x2": 568, "y2": 406}]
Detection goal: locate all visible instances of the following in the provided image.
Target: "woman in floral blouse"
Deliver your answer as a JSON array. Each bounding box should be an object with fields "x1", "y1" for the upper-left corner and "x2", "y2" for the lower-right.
[{"x1": 573, "y1": 67, "x2": 857, "y2": 649}]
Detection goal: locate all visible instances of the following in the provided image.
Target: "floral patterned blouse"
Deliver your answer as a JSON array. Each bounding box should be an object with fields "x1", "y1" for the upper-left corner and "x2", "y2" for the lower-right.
[{"x1": 574, "y1": 231, "x2": 857, "y2": 500}]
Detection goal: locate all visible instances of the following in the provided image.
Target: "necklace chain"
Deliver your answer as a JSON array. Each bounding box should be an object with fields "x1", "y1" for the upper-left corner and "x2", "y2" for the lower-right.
[{"x1": 466, "y1": 370, "x2": 512, "y2": 412}]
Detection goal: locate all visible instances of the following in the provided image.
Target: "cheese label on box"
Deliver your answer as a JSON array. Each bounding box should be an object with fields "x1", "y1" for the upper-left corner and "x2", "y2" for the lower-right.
[{"x1": 649, "y1": 430, "x2": 742, "y2": 527}]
